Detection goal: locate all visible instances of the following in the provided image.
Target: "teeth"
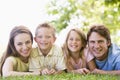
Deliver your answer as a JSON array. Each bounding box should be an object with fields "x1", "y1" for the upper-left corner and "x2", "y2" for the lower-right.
[
  {"x1": 22, "y1": 51, "x2": 28, "y2": 54},
  {"x1": 94, "y1": 50, "x2": 100, "y2": 53},
  {"x1": 41, "y1": 43, "x2": 47, "y2": 45},
  {"x1": 71, "y1": 46, "x2": 77, "y2": 48}
]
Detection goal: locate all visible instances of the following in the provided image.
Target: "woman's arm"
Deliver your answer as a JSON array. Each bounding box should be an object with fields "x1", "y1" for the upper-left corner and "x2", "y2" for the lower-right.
[{"x1": 2, "y1": 57, "x2": 40, "y2": 77}]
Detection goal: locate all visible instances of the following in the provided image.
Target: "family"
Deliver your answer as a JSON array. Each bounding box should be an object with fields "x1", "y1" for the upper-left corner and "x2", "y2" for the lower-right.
[{"x1": 0, "y1": 22, "x2": 120, "y2": 77}]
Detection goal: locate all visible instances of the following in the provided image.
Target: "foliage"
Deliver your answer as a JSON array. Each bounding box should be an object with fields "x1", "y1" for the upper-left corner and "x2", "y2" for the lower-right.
[
  {"x1": 46, "y1": 0, "x2": 82, "y2": 32},
  {"x1": 0, "y1": 73, "x2": 120, "y2": 80},
  {"x1": 46, "y1": 0, "x2": 120, "y2": 45},
  {"x1": 104, "y1": 0, "x2": 120, "y2": 7}
]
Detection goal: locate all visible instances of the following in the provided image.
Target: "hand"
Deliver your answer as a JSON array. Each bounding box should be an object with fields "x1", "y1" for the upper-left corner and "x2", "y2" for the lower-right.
[
  {"x1": 41, "y1": 68, "x2": 50, "y2": 75},
  {"x1": 48, "y1": 68, "x2": 56, "y2": 75},
  {"x1": 76, "y1": 68, "x2": 90, "y2": 74},
  {"x1": 91, "y1": 68, "x2": 106, "y2": 74}
]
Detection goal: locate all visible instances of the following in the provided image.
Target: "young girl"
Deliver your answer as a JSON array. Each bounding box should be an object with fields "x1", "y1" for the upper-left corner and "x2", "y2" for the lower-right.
[
  {"x1": 0, "y1": 26, "x2": 40, "y2": 77},
  {"x1": 62, "y1": 28, "x2": 96, "y2": 74}
]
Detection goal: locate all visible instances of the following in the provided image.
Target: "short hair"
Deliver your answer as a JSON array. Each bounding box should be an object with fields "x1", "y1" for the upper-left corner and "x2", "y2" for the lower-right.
[
  {"x1": 35, "y1": 23, "x2": 56, "y2": 37},
  {"x1": 87, "y1": 24, "x2": 111, "y2": 46}
]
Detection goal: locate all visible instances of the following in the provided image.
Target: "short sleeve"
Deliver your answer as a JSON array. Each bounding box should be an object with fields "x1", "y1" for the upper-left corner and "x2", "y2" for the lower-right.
[
  {"x1": 6, "y1": 56, "x2": 16, "y2": 65},
  {"x1": 115, "y1": 55, "x2": 120, "y2": 70},
  {"x1": 84, "y1": 48, "x2": 94, "y2": 62},
  {"x1": 54, "y1": 46, "x2": 66, "y2": 70}
]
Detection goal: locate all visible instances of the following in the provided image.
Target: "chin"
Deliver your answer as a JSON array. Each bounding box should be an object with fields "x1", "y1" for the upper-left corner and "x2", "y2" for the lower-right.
[{"x1": 23, "y1": 54, "x2": 30, "y2": 58}]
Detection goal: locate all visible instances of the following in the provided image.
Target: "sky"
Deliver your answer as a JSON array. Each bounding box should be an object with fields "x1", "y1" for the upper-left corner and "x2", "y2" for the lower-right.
[
  {"x1": 0, "y1": 0, "x2": 87, "y2": 55},
  {"x1": 0, "y1": 0, "x2": 50, "y2": 54}
]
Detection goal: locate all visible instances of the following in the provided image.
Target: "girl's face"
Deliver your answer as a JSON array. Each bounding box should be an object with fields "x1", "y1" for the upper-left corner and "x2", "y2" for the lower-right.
[
  {"x1": 67, "y1": 31, "x2": 83, "y2": 53},
  {"x1": 14, "y1": 33, "x2": 32, "y2": 58}
]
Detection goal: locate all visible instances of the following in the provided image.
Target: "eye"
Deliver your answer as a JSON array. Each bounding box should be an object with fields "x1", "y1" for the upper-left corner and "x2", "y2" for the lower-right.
[
  {"x1": 89, "y1": 41, "x2": 95, "y2": 44},
  {"x1": 98, "y1": 40, "x2": 104, "y2": 44},
  {"x1": 17, "y1": 42, "x2": 23, "y2": 46},
  {"x1": 76, "y1": 38, "x2": 80, "y2": 41},
  {"x1": 37, "y1": 36, "x2": 42, "y2": 39},
  {"x1": 69, "y1": 38, "x2": 73, "y2": 41},
  {"x1": 26, "y1": 40, "x2": 31, "y2": 45},
  {"x1": 46, "y1": 36, "x2": 51, "y2": 39}
]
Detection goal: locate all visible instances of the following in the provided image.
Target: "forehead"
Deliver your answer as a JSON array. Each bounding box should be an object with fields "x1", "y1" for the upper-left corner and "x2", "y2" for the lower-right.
[
  {"x1": 69, "y1": 31, "x2": 81, "y2": 37},
  {"x1": 37, "y1": 27, "x2": 54, "y2": 34},
  {"x1": 89, "y1": 32, "x2": 106, "y2": 41},
  {"x1": 14, "y1": 33, "x2": 31, "y2": 42},
  {"x1": 38, "y1": 27, "x2": 53, "y2": 32}
]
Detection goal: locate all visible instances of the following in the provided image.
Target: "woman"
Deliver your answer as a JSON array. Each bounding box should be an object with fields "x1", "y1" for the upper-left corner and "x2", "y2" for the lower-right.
[{"x1": 0, "y1": 25, "x2": 40, "y2": 77}]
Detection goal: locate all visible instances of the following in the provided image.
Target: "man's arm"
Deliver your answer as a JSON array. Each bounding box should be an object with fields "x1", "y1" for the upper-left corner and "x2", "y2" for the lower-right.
[{"x1": 92, "y1": 68, "x2": 120, "y2": 75}]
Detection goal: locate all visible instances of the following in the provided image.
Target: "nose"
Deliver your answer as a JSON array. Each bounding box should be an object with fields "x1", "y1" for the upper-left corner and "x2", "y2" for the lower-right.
[
  {"x1": 22, "y1": 44, "x2": 28, "y2": 49},
  {"x1": 42, "y1": 37, "x2": 47, "y2": 42},
  {"x1": 94, "y1": 42, "x2": 100, "y2": 49}
]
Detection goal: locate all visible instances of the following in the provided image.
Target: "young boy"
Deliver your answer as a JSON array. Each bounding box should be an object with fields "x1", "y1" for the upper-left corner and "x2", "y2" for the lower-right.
[{"x1": 29, "y1": 23, "x2": 66, "y2": 75}]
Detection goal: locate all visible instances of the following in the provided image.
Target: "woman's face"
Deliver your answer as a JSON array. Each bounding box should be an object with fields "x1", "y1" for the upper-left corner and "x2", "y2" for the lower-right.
[{"x1": 14, "y1": 33, "x2": 32, "y2": 58}]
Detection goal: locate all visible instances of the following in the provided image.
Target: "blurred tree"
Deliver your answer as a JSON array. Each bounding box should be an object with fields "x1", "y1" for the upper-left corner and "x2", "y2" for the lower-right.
[
  {"x1": 46, "y1": 0, "x2": 120, "y2": 44},
  {"x1": 46, "y1": 0, "x2": 82, "y2": 32}
]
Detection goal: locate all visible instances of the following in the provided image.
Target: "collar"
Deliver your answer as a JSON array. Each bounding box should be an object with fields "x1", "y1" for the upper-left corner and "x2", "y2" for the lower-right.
[{"x1": 38, "y1": 45, "x2": 54, "y2": 57}]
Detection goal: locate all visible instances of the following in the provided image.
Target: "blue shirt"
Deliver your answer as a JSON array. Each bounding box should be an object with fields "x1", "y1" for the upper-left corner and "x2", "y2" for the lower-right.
[{"x1": 95, "y1": 44, "x2": 120, "y2": 70}]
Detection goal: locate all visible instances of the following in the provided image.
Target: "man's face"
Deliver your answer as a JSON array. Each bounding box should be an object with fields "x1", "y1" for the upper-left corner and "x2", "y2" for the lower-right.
[{"x1": 88, "y1": 32, "x2": 110, "y2": 61}]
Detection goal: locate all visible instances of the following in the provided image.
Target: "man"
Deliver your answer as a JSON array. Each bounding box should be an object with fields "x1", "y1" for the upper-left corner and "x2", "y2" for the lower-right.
[{"x1": 87, "y1": 24, "x2": 120, "y2": 75}]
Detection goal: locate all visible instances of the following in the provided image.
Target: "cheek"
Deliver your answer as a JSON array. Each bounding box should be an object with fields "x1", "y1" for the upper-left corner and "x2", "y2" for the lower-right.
[
  {"x1": 15, "y1": 46, "x2": 20, "y2": 52},
  {"x1": 88, "y1": 43, "x2": 93, "y2": 48},
  {"x1": 14, "y1": 44, "x2": 18, "y2": 50},
  {"x1": 51, "y1": 38, "x2": 55, "y2": 43}
]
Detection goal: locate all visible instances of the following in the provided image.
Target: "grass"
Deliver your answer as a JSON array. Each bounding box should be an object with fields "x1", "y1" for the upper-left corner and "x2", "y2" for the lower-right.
[{"x1": 0, "y1": 73, "x2": 120, "y2": 80}]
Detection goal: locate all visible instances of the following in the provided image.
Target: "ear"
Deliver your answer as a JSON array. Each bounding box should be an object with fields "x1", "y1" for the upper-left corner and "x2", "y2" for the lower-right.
[
  {"x1": 53, "y1": 37, "x2": 56, "y2": 42},
  {"x1": 107, "y1": 40, "x2": 111, "y2": 47}
]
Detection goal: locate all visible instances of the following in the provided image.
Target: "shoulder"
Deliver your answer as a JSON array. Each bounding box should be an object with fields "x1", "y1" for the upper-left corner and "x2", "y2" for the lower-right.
[
  {"x1": 83, "y1": 47, "x2": 94, "y2": 62},
  {"x1": 108, "y1": 44, "x2": 120, "y2": 61},
  {"x1": 83, "y1": 47, "x2": 92, "y2": 56},
  {"x1": 52, "y1": 44, "x2": 63, "y2": 56},
  {"x1": 6, "y1": 56, "x2": 15, "y2": 61},
  {"x1": 30, "y1": 47, "x2": 39, "y2": 57},
  {"x1": 109, "y1": 44, "x2": 120, "y2": 56},
  {"x1": 5, "y1": 56, "x2": 16, "y2": 65}
]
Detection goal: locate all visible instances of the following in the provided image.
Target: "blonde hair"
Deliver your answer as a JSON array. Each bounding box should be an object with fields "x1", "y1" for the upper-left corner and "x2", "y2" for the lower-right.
[
  {"x1": 35, "y1": 22, "x2": 56, "y2": 38},
  {"x1": 62, "y1": 28, "x2": 87, "y2": 70}
]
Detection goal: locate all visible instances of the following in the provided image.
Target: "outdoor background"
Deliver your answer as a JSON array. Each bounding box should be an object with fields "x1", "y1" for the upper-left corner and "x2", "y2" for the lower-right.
[{"x1": 0, "y1": 0, "x2": 120, "y2": 57}]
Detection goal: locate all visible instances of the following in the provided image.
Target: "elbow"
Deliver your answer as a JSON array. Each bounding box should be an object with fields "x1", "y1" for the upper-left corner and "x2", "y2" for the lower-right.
[{"x1": 2, "y1": 72, "x2": 12, "y2": 77}]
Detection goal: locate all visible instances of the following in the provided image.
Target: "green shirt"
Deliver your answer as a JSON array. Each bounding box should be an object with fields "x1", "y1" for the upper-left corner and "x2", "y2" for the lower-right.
[{"x1": 7, "y1": 56, "x2": 29, "y2": 72}]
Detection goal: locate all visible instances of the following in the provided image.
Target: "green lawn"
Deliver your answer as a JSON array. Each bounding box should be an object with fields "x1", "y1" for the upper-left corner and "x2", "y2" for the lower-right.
[{"x1": 0, "y1": 73, "x2": 120, "y2": 80}]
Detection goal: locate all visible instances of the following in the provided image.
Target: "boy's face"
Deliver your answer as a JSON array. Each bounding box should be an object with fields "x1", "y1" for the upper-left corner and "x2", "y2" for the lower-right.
[{"x1": 34, "y1": 27, "x2": 56, "y2": 54}]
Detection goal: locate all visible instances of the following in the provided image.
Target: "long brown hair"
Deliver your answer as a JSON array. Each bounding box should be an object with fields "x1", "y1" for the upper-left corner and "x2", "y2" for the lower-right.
[
  {"x1": 0, "y1": 25, "x2": 33, "y2": 75},
  {"x1": 62, "y1": 28, "x2": 87, "y2": 70}
]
